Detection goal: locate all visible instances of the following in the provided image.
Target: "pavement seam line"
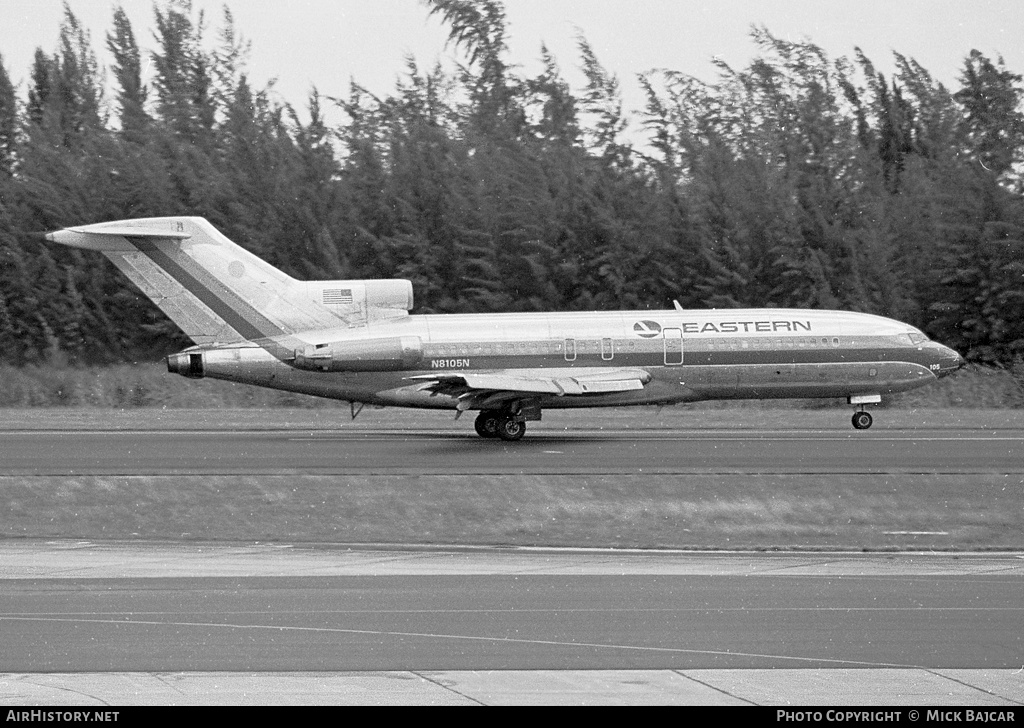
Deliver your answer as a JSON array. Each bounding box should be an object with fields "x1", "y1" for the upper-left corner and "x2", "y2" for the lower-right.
[
  {"x1": 671, "y1": 670, "x2": 759, "y2": 706},
  {"x1": 412, "y1": 672, "x2": 487, "y2": 706},
  {"x1": 925, "y1": 669, "x2": 1024, "y2": 705},
  {"x1": 152, "y1": 673, "x2": 189, "y2": 697},
  {"x1": 19, "y1": 676, "x2": 114, "y2": 707}
]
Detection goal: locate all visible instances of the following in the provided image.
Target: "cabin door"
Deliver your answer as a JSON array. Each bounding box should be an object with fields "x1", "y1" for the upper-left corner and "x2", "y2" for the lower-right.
[{"x1": 663, "y1": 328, "x2": 683, "y2": 365}]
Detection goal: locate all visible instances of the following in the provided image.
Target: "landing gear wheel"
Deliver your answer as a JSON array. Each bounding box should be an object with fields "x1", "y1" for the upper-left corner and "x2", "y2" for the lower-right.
[
  {"x1": 851, "y1": 411, "x2": 873, "y2": 430},
  {"x1": 474, "y1": 410, "x2": 501, "y2": 438},
  {"x1": 496, "y1": 416, "x2": 526, "y2": 442}
]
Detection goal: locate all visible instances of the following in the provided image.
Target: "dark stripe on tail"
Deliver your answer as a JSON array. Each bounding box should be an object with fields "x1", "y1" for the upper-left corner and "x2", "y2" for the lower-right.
[{"x1": 131, "y1": 239, "x2": 285, "y2": 341}]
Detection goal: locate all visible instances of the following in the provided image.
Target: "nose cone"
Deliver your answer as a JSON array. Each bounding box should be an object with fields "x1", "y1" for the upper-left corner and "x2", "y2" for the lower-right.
[{"x1": 936, "y1": 346, "x2": 966, "y2": 378}]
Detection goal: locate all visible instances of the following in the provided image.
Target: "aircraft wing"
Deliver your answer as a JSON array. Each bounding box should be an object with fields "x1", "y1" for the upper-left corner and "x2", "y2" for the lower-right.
[{"x1": 409, "y1": 367, "x2": 652, "y2": 401}]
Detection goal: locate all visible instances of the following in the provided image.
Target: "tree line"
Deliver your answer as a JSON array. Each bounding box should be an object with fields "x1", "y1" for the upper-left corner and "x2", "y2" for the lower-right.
[{"x1": 0, "y1": 0, "x2": 1022, "y2": 369}]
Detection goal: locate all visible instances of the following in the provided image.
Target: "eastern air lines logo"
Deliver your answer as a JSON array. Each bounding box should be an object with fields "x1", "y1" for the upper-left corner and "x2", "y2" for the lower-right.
[{"x1": 633, "y1": 320, "x2": 662, "y2": 338}]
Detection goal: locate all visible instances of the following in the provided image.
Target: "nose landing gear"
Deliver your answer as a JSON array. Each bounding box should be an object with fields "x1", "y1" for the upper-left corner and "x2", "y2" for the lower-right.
[
  {"x1": 848, "y1": 394, "x2": 880, "y2": 430},
  {"x1": 851, "y1": 410, "x2": 873, "y2": 430}
]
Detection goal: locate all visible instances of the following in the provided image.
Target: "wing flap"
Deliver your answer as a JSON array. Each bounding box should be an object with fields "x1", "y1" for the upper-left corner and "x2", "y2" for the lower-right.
[{"x1": 410, "y1": 367, "x2": 651, "y2": 396}]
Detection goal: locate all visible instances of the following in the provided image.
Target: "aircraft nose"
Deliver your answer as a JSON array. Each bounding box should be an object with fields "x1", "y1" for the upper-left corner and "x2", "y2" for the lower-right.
[{"x1": 936, "y1": 346, "x2": 965, "y2": 377}]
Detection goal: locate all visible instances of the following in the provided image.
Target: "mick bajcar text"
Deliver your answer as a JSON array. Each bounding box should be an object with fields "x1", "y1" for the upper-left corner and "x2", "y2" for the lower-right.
[{"x1": 776, "y1": 711, "x2": 1015, "y2": 722}]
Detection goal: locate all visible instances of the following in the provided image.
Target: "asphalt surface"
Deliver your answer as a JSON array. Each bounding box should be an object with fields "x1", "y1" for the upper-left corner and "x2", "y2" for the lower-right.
[
  {"x1": 2, "y1": 546, "x2": 1023, "y2": 673},
  {"x1": 2, "y1": 427, "x2": 1023, "y2": 474},
  {"x1": 2, "y1": 571, "x2": 1021, "y2": 672}
]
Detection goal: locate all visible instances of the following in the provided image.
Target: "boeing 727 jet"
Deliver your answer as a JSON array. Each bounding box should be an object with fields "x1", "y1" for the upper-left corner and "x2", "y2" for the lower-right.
[{"x1": 47, "y1": 217, "x2": 965, "y2": 440}]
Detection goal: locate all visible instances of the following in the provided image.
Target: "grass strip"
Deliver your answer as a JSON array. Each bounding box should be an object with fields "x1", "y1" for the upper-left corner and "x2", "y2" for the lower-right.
[{"x1": 3, "y1": 473, "x2": 1020, "y2": 551}]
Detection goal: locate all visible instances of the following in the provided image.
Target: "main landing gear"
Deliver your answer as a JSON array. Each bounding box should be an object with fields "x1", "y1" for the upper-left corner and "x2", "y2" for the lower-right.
[{"x1": 474, "y1": 409, "x2": 526, "y2": 441}]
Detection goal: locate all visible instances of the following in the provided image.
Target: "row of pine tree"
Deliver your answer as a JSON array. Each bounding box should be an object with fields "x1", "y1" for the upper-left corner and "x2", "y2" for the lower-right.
[{"x1": 0, "y1": 0, "x2": 1022, "y2": 369}]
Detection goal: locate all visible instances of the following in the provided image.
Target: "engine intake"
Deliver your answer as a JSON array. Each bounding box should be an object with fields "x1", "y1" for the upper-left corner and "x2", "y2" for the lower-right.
[{"x1": 293, "y1": 335, "x2": 423, "y2": 372}]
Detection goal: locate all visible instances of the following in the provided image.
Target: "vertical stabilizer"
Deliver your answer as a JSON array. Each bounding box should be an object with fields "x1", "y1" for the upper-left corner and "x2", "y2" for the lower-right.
[{"x1": 47, "y1": 217, "x2": 343, "y2": 345}]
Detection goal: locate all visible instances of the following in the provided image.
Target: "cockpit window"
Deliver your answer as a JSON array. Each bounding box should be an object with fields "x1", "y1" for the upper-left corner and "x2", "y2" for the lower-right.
[{"x1": 907, "y1": 332, "x2": 928, "y2": 345}]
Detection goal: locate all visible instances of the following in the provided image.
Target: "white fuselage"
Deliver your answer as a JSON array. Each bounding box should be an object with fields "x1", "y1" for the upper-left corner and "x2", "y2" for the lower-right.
[{"x1": 182, "y1": 308, "x2": 963, "y2": 410}]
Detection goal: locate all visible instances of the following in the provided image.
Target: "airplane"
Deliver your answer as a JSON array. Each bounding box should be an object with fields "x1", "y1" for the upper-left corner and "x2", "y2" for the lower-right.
[{"x1": 46, "y1": 216, "x2": 965, "y2": 441}]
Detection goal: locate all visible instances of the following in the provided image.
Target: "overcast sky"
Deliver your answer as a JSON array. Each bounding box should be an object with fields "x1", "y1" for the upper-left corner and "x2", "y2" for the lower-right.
[{"x1": 3, "y1": 0, "x2": 1024, "y2": 123}]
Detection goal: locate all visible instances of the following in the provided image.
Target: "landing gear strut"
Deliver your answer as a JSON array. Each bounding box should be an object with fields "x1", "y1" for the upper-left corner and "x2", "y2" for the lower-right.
[{"x1": 474, "y1": 409, "x2": 527, "y2": 441}]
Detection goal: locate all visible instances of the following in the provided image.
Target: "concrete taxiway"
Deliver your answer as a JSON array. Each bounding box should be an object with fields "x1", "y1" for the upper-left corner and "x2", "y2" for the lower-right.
[{"x1": 0, "y1": 542, "x2": 1022, "y2": 705}]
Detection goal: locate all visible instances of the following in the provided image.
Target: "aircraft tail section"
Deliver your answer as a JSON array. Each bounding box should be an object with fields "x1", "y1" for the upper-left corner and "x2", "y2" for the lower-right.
[{"x1": 46, "y1": 217, "x2": 385, "y2": 346}]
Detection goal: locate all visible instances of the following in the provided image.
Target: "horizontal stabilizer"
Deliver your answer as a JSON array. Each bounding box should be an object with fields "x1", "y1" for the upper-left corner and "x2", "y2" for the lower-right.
[
  {"x1": 68, "y1": 225, "x2": 191, "y2": 239},
  {"x1": 47, "y1": 220, "x2": 192, "y2": 249}
]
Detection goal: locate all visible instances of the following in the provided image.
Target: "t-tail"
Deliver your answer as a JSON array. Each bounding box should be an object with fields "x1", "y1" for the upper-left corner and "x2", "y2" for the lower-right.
[{"x1": 45, "y1": 217, "x2": 413, "y2": 347}]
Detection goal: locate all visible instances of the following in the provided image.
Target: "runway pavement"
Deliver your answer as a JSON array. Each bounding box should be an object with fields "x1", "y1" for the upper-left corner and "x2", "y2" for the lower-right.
[
  {"x1": 0, "y1": 542, "x2": 1022, "y2": 705},
  {"x1": 1, "y1": 425, "x2": 1023, "y2": 475}
]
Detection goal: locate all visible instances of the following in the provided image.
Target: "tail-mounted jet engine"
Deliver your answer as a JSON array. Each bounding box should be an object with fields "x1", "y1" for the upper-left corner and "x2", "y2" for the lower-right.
[
  {"x1": 166, "y1": 351, "x2": 205, "y2": 378},
  {"x1": 306, "y1": 279, "x2": 414, "y2": 322},
  {"x1": 292, "y1": 336, "x2": 423, "y2": 372}
]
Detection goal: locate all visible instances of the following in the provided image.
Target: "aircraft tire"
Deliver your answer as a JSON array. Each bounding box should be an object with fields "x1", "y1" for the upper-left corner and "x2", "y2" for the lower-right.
[
  {"x1": 474, "y1": 411, "x2": 502, "y2": 438},
  {"x1": 496, "y1": 416, "x2": 526, "y2": 442},
  {"x1": 851, "y1": 411, "x2": 873, "y2": 430}
]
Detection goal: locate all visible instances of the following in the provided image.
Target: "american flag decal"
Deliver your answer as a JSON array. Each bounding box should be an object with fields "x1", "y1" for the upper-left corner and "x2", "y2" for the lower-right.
[{"x1": 323, "y1": 288, "x2": 354, "y2": 305}]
